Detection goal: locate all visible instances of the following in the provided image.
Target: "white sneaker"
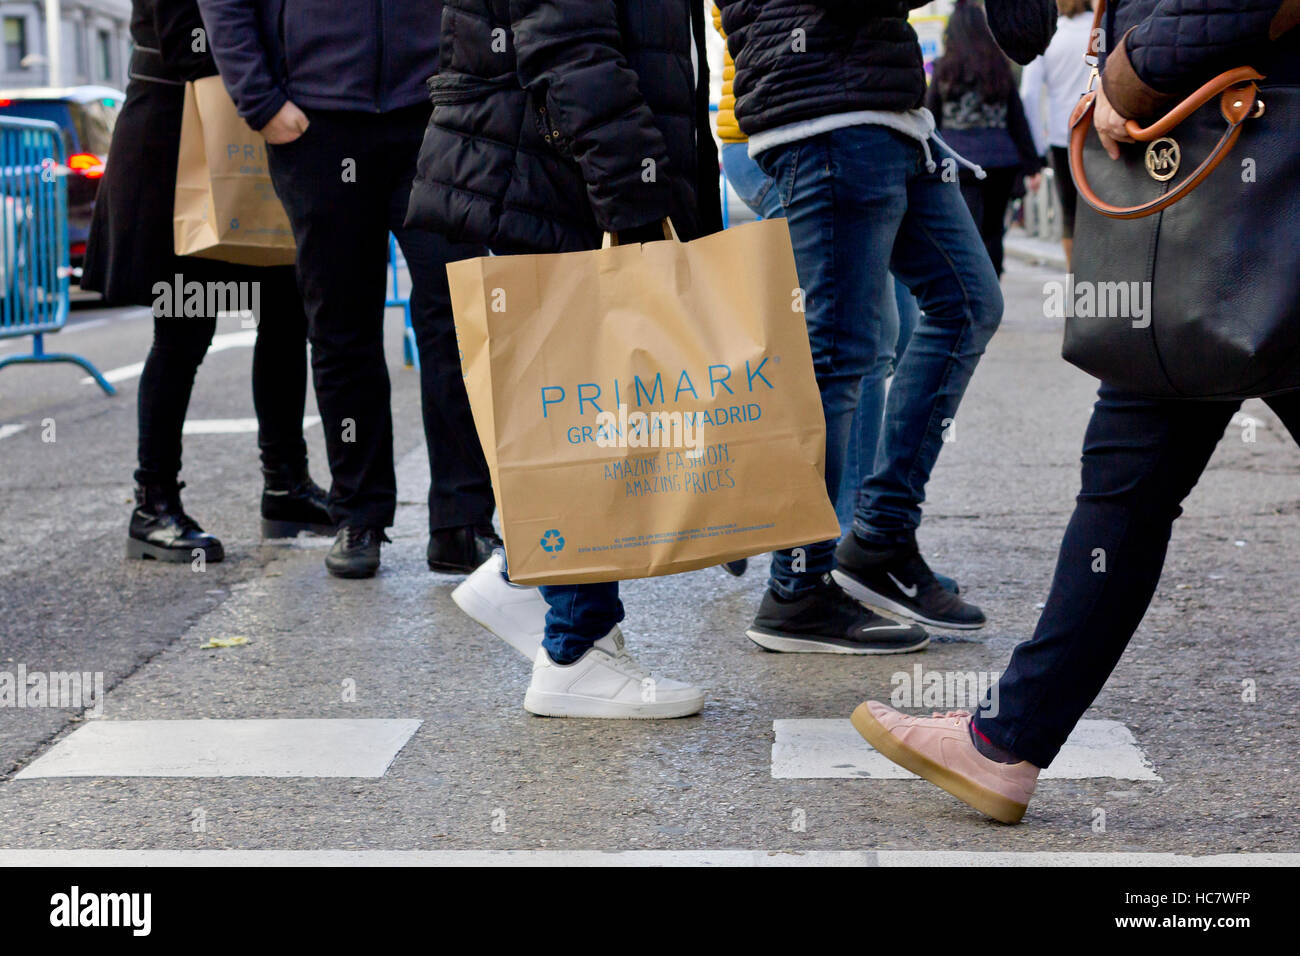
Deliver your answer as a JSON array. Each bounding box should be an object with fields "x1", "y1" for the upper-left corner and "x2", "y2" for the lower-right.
[
  {"x1": 523, "y1": 627, "x2": 705, "y2": 719},
  {"x1": 451, "y1": 551, "x2": 547, "y2": 661}
]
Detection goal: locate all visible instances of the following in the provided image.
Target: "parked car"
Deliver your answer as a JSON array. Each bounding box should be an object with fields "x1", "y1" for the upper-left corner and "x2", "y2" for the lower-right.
[{"x1": 0, "y1": 86, "x2": 124, "y2": 273}]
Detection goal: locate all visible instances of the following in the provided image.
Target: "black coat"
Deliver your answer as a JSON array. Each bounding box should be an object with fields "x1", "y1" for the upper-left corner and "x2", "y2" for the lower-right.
[
  {"x1": 404, "y1": 0, "x2": 722, "y2": 254},
  {"x1": 81, "y1": 0, "x2": 220, "y2": 305},
  {"x1": 718, "y1": 0, "x2": 1056, "y2": 138},
  {"x1": 197, "y1": 0, "x2": 444, "y2": 132}
]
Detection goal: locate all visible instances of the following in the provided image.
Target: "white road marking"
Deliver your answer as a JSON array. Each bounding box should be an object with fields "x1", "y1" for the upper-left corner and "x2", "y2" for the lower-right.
[
  {"x1": 14, "y1": 718, "x2": 421, "y2": 779},
  {"x1": 771, "y1": 718, "x2": 1160, "y2": 781},
  {"x1": 0, "y1": 850, "x2": 1292, "y2": 867},
  {"x1": 183, "y1": 415, "x2": 320, "y2": 435},
  {"x1": 81, "y1": 329, "x2": 259, "y2": 385},
  {"x1": 0, "y1": 423, "x2": 27, "y2": 441}
]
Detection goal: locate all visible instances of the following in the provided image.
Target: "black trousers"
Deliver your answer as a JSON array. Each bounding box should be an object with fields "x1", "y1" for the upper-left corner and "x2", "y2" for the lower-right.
[
  {"x1": 267, "y1": 104, "x2": 493, "y2": 531},
  {"x1": 136, "y1": 262, "x2": 308, "y2": 486},
  {"x1": 959, "y1": 166, "x2": 1019, "y2": 277},
  {"x1": 976, "y1": 385, "x2": 1300, "y2": 768}
]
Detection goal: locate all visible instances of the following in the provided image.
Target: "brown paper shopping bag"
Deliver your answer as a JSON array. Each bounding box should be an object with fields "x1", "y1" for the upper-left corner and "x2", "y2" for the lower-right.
[
  {"x1": 448, "y1": 218, "x2": 840, "y2": 586},
  {"x1": 173, "y1": 76, "x2": 296, "y2": 266}
]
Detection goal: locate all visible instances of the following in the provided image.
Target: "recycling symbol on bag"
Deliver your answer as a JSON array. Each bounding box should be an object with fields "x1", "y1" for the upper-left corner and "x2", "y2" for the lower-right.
[{"x1": 540, "y1": 529, "x2": 566, "y2": 553}]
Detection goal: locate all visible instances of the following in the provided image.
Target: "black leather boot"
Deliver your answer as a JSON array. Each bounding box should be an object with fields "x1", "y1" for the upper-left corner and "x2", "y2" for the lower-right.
[
  {"x1": 261, "y1": 465, "x2": 336, "y2": 538},
  {"x1": 126, "y1": 482, "x2": 224, "y2": 563},
  {"x1": 325, "y1": 526, "x2": 390, "y2": 579},
  {"x1": 427, "y1": 525, "x2": 502, "y2": 574}
]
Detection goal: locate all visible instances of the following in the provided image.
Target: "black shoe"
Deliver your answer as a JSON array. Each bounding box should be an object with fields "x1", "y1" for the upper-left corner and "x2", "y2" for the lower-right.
[
  {"x1": 720, "y1": 558, "x2": 748, "y2": 577},
  {"x1": 325, "y1": 526, "x2": 389, "y2": 579},
  {"x1": 747, "y1": 575, "x2": 929, "y2": 654},
  {"x1": 833, "y1": 532, "x2": 985, "y2": 630},
  {"x1": 126, "y1": 482, "x2": 224, "y2": 563},
  {"x1": 261, "y1": 465, "x2": 336, "y2": 538},
  {"x1": 427, "y1": 524, "x2": 502, "y2": 574}
]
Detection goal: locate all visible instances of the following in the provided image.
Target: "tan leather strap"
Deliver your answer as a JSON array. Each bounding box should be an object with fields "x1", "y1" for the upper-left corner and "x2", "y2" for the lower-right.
[{"x1": 1069, "y1": 0, "x2": 1265, "y2": 220}]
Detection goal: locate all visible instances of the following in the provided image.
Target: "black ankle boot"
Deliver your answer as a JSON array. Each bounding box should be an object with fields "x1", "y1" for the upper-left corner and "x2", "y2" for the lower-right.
[
  {"x1": 261, "y1": 465, "x2": 335, "y2": 538},
  {"x1": 127, "y1": 482, "x2": 224, "y2": 563},
  {"x1": 427, "y1": 524, "x2": 502, "y2": 574}
]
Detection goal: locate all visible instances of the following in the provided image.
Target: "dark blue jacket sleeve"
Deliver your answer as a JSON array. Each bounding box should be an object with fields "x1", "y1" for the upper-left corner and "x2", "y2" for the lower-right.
[
  {"x1": 1125, "y1": 0, "x2": 1290, "y2": 92},
  {"x1": 195, "y1": 0, "x2": 287, "y2": 130}
]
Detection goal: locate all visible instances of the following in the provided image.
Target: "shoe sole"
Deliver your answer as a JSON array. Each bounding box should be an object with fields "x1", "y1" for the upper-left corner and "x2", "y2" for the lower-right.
[
  {"x1": 832, "y1": 570, "x2": 985, "y2": 631},
  {"x1": 262, "y1": 518, "x2": 337, "y2": 539},
  {"x1": 523, "y1": 690, "x2": 704, "y2": 719},
  {"x1": 850, "y1": 702, "x2": 1026, "y2": 824},
  {"x1": 325, "y1": 562, "x2": 378, "y2": 579},
  {"x1": 427, "y1": 559, "x2": 478, "y2": 574},
  {"x1": 451, "y1": 578, "x2": 544, "y2": 662},
  {"x1": 745, "y1": 628, "x2": 928, "y2": 655},
  {"x1": 126, "y1": 538, "x2": 224, "y2": 563}
]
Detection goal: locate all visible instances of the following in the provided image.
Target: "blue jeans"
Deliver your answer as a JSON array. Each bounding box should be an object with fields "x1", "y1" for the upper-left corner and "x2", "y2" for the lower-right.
[
  {"x1": 758, "y1": 125, "x2": 1003, "y2": 599},
  {"x1": 538, "y1": 581, "x2": 624, "y2": 664},
  {"x1": 725, "y1": 144, "x2": 924, "y2": 536}
]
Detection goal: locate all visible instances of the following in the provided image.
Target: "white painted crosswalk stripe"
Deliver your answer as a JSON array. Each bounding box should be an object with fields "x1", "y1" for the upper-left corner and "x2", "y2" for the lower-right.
[
  {"x1": 0, "y1": 423, "x2": 27, "y2": 441},
  {"x1": 14, "y1": 719, "x2": 421, "y2": 779},
  {"x1": 183, "y1": 415, "x2": 321, "y2": 435},
  {"x1": 81, "y1": 329, "x2": 258, "y2": 385},
  {"x1": 771, "y1": 718, "x2": 1160, "y2": 781}
]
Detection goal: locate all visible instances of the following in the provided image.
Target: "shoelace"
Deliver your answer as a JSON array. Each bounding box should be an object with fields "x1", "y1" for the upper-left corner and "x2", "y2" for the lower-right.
[{"x1": 343, "y1": 527, "x2": 391, "y2": 548}]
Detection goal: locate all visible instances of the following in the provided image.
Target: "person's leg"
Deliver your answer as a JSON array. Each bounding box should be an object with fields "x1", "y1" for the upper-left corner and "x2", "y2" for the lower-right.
[
  {"x1": 1049, "y1": 147, "x2": 1077, "y2": 268},
  {"x1": 247, "y1": 265, "x2": 309, "y2": 473},
  {"x1": 836, "y1": 283, "x2": 900, "y2": 534},
  {"x1": 833, "y1": 155, "x2": 1001, "y2": 630},
  {"x1": 975, "y1": 387, "x2": 1241, "y2": 767},
  {"x1": 267, "y1": 112, "x2": 395, "y2": 533},
  {"x1": 721, "y1": 142, "x2": 785, "y2": 222},
  {"x1": 746, "y1": 128, "x2": 928, "y2": 655},
  {"x1": 385, "y1": 105, "x2": 497, "y2": 570},
  {"x1": 246, "y1": 264, "x2": 334, "y2": 537},
  {"x1": 135, "y1": 313, "x2": 216, "y2": 488},
  {"x1": 855, "y1": 163, "x2": 1003, "y2": 545},
  {"x1": 129, "y1": 309, "x2": 224, "y2": 561},
  {"x1": 537, "y1": 583, "x2": 625, "y2": 664},
  {"x1": 892, "y1": 274, "x2": 922, "y2": 361},
  {"x1": 981, "y1": 167, "x2": 1017, "y2": 277},
  {"x1": 757, "y1": 131, "x2": 900, "y2": 599}
]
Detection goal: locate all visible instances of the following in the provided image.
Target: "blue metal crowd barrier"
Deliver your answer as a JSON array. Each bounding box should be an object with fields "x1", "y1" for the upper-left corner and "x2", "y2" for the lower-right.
[
  {"x1": 387, "y1": 233, "x2": 418, "y2": 370},
  {"x1": 0, "y1": 117, "x2": 114, "y2": 395}
]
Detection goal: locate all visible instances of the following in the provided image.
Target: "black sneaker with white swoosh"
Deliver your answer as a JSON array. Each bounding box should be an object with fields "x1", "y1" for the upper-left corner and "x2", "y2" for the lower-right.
[
  {"x1": 833, "y1": 532, "x2": 986, "y2": 630},
  {"x1": 747, "y1": 575, "x2": 929, "y2": 654}
]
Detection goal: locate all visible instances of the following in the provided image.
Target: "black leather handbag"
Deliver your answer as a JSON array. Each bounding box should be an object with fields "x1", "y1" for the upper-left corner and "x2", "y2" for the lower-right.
[{"x1": 1065, "y1": 0, "x2": 1300, "y2": 399}]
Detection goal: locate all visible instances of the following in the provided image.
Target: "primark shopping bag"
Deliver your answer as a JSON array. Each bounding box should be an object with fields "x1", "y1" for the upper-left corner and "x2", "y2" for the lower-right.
[
  {"x1": 448, "y1": 218, "x2": 840, "y2": 586},
  {"x1": 173, "y1": 76, "x2": 297, "y2": 266}
]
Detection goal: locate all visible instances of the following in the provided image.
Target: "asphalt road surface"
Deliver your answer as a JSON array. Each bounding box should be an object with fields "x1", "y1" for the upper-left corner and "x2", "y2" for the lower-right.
[{"x1": 0, "y1": 259, "x2": 1296, "y2": 863}]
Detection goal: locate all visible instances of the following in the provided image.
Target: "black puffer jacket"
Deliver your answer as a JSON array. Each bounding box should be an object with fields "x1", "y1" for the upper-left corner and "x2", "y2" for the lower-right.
[
  {"x1": 405, "y1": 0, "x2": 721, "y2": 254},
  {"x1": 718, "y1": 0, "x2": 1056, "y2": 137}
]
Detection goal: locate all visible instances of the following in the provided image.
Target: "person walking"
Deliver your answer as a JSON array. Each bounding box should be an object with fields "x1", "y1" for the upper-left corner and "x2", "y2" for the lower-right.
[
  {"x1": 407, "y1": 0, "x2": 722, "y2": 718},
  {"x1": 1019, "y1": 0, "x2": 1097, "y2": 267},
  {"x1": 856, "y1": 0, "x2": 1300, "y2": 824},
  {"x1": 926, "y1": 0, "x2": 1044, "y2": 278},
  {"x1": 720, "y1": 0, "x2": 1055, "y2": 650},
  {"x1": 83, "y1": 0, "x2": 332, "y2": 564},
  {"x1": 199, "y1": 0, "x2": 498, "y2": 579}
]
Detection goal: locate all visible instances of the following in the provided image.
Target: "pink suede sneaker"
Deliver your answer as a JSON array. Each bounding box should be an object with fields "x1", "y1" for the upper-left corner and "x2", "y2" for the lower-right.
[{"x1": 851, "y1": 700, "x2": 1040, "y2": 824}]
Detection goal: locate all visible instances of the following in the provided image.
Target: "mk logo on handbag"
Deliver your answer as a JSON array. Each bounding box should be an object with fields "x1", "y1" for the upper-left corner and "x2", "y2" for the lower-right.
[{"x1": 1145, "y1": 138, "x2": 1181, "y2": 181}]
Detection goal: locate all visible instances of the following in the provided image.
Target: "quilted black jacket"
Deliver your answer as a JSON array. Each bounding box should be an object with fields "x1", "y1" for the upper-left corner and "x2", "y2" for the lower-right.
[
  {"x1": 718, "y1": 0, "x2": 1056, "y2": 137},
  {"x1": 404, "y1": 0, "x2": 721, "y2": 254},
  {"x1": 1110, "y1": 0, "x2": 1300, "y2": 91}
]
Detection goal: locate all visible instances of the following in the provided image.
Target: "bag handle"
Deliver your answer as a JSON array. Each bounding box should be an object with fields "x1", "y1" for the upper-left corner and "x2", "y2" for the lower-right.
[
  {"x1": 1067, "y1": 0, "x2": 1265, "y2": 220},
  {"x1": 602, "y1": 218, "x2": 679, "y2": 247}
]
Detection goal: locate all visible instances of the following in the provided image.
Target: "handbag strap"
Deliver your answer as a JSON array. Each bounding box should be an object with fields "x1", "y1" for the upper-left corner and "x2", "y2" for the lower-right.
[{"x1": 1068, "y1": 0, "x2": 1266, "y2": 220}]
